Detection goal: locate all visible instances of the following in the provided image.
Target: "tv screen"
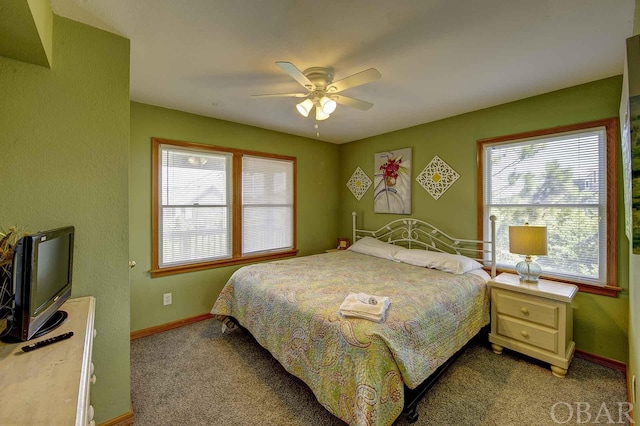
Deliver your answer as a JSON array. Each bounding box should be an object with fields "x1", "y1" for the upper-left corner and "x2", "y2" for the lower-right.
[
  {"x1": 33, "y1": 235, "x2": 72, "y2": 316},
  {"x1": 1, "y1": 226, "x2": 74, "y2": 342}
]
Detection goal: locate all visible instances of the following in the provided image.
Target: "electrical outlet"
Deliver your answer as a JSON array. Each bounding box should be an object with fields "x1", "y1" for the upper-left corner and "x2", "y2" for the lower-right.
[{"x1": 163, "y1": 293, "x2": 172, "y2": 306}]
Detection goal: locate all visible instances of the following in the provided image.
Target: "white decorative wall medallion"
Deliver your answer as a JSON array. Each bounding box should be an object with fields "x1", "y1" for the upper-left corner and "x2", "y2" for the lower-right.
[
  {"x1": 346, "y1": 167, "x2": 372, "y2": 201},
  {"x1": 416, "y1": 155, "x2": 460, "y2": 200}
]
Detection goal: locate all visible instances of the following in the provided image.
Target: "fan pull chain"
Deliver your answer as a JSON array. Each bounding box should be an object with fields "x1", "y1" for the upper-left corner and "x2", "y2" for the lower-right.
[{"x1": 314, "y1": 122, "x2": 319, "y2": 138}]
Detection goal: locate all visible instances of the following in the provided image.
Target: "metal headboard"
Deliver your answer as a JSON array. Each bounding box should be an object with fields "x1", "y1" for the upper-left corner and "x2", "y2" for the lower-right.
[{"x1": 352, "y1": 212, "x2": 497, "y2": 278}]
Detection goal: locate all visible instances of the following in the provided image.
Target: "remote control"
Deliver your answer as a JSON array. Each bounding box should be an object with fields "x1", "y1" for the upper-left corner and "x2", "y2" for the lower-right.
[{"x1": 21, "y1": 332, "x2": 74, "y2": 352}]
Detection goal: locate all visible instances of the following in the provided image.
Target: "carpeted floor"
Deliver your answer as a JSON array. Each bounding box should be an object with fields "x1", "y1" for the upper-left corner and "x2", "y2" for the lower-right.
[{"x1": 131, "y1": 319, "x2": 629, "y2": 426}]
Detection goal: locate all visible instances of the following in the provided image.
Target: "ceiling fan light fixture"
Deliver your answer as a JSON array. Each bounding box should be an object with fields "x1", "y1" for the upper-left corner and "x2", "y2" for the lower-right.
[
  {"x1": 320, "y1": 96, "x2": 337, "y2": 114},
  {"x1": 296, "y1": 99, "x2": 314, "y2": 117},
  {"x1": 255, "y1": 61, "x2": 381, "y2": 127},
  {"x1": 315, "y1": 106, "x2": 330, "y2": 121}
]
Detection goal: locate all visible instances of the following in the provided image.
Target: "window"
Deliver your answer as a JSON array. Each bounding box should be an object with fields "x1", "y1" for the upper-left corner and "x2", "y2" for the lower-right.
[
  {"x1": 477, "y1": 119, "x2": 619, "y2": 296},
  {"x1": 151, "y1": 138, "x2": 296, "y2": 277},
  {"x1": 242, "y1": 155, "x2": 294, "y2": 255}
]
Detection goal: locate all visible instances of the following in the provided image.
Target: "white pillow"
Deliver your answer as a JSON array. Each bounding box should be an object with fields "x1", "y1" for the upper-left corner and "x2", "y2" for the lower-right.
[
  {"x1": 394, "y1": 249, "x2": 483, "y2": 274},
  {"x1": 347, "y1": 236, "x2": 405, "y2": 261},
  {"x1": 466, "y1": 268, "x2": 491, "y2": 283}
]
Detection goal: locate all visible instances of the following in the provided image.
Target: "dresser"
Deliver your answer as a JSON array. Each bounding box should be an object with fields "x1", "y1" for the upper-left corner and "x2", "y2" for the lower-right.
[
  {"x1": 488, "y1": 273, "x2": 577, "y2": 377},
  {"x1": 0, "y1": 296, "x2": 97, "y2": 425}
]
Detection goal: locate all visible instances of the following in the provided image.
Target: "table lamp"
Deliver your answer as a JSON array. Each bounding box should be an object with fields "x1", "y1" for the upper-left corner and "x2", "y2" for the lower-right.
[{"x1": 509, "y1": 223, "x2": 548, "y2": 283}]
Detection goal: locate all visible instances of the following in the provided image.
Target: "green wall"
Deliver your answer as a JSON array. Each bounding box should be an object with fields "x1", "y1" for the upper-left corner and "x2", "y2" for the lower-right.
[
  {"x1": 0, "y1": 15, "x2": 130, "y2": 423},
  {"x1": 0, "y1": 0, "x2": 52, "y2": 67},
  {"x1": 628, "y1": 0, "x2": 639, "y2": 406},
  {"x1": 339, "y1": 76, "x2": 630, "y2": 362},
  {"x1": 26, "y1": 0, "x2": 53, "y2": 66},
  {"x1": 129, "y1": 102, "x2": 340, "y2": 331}
]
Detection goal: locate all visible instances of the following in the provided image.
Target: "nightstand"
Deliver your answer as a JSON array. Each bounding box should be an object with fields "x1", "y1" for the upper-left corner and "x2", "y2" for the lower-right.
[{"x1": 488, "y1": 272, "x2": 578, "y2": 377}]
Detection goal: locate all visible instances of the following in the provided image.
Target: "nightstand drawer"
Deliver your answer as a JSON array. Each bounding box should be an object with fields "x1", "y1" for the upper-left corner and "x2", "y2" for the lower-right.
[
  {"x1": 495, "y1": 290, "x2": 559, "y2": 329},
  {"x1": 497, "y1": 315, "x2": 558, "y2": 353}
]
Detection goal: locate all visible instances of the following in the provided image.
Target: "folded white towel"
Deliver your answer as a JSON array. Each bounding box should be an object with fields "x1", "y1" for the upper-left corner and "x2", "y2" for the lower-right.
[
  {"x1": 340, "y1": 293, "x2": 390, "y2": 315},
  {"x1": 339, "y1": 310, "x2": 387, "y2": 322},
  {"x1": 339, "y1": 292, "x2": 391, "y2": 323}
]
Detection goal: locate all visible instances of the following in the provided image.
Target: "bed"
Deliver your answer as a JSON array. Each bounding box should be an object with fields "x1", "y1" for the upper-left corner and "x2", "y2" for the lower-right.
[{"x1": 211, "y1": 213, "x2": 496, "y2": 426}]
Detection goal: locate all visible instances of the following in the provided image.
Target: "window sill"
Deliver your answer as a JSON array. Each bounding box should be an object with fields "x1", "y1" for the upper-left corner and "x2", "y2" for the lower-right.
[
  {"x1": 573, "y1": 282, "x2": 622, "y2": 297},
  {"x1": 492, "y1": 268, "x2": 622, "y2": 297},
  {"x1": 150, "y1": 249, "x2": 299, "y2": 278}
]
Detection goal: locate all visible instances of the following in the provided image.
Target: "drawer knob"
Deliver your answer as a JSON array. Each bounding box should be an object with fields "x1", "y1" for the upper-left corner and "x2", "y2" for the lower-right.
[
  {"x1": 520, "y1": 307, "x2": 529, "y2": 315},
  {"x1": 520, "y1": 330, "x2": 529, "y2": 338}
]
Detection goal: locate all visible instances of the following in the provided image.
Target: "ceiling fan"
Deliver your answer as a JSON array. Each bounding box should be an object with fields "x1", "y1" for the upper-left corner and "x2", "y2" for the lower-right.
[{"x1": 252, "y1": 61, "x2": 381, "y2": 121}]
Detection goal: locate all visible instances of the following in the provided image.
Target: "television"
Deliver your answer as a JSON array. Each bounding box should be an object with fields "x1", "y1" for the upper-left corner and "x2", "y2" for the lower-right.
[{"x1": 1, "y1": 226, "x2": 74, "y2": 342}]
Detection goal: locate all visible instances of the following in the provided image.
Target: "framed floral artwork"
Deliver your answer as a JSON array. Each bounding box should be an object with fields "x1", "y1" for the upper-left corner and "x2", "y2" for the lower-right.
[{"x1": 374, "y1": 148, "x2": 412, "y2": 214}]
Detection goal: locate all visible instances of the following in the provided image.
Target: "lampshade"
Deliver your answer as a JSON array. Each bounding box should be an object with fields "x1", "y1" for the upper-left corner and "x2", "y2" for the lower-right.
[
  {"x1": 315, "y1": 106, "x2": 330, "y2": 121},
  {"x1": 509, "y1": 223, "x2": 547, "y2": 284},
  {"x1": 509, "y1": 225, "x2": 548, "y2": 255},
  {"x1": 319, "y1": 96, "x2": 337, "y2": 114},
  {"x1": 296, "y1": 99, "x2": 314, "y2": 117}
]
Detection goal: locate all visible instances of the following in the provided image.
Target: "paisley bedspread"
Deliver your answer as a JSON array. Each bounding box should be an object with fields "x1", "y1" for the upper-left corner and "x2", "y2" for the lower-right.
[{"x1": 210, "y1": 251, "x2": 490, "y2": 426}]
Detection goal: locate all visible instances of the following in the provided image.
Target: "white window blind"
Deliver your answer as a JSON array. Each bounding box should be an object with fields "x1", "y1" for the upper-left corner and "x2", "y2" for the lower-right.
[
  {"x1": 483, "y1": 127, "x2": 607, "y2": 285},
  {"x1": 242, "y1": 155, "x2": 293, "y2": 255},
  {"x1": 159, "y1": 145, "x2": 232, "y2": 267}
]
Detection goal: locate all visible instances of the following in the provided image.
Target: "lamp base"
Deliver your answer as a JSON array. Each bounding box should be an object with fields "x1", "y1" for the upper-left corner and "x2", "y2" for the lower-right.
[{"x1": 515, "y1": 257, "x2": 542, "y2": 284}]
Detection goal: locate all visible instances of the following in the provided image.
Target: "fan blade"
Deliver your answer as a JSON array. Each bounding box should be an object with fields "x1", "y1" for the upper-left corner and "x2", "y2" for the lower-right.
[
  {"x1": 276, "y1": 61, "x2": 315, "y2": 91},
  {"x1": 334, "y1": 95, "x2": 373, "y2": 111},
  {"x1": 326, "y1": 68, "x2": 381, "y2": 93},
  {"x1": 251, "y1": 93, "x2": 308, "y2": 98}
]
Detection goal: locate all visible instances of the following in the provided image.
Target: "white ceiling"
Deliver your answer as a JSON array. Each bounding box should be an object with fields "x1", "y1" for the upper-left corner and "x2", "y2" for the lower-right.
[{"x1": 51, "y1": 0, "x2": 635, "y2": 144}]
